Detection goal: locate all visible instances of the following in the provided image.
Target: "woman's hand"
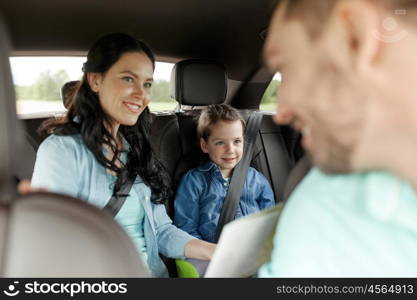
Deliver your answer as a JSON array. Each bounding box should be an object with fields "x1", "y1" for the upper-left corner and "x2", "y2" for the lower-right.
[
  {"x1": 17, "y1": 179, "x2": 47, "y2": 194},
  {"x1": 184, "y1": 239, "x2": 216, "y2": 260}
]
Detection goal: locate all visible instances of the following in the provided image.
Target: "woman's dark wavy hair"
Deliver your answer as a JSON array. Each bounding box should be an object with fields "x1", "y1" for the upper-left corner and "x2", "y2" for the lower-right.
[{"x1": 39, "y1": 33, "x2": 172, "y2": 204}]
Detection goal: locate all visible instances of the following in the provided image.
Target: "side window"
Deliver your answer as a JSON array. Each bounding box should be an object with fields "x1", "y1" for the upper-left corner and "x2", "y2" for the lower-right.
[
  {"x1": 148, "y1": 62, "x2": 176, "y2": 112},
  {"x1": 10, "y1": 57, "x2": 84, "y2": 115},
  {"x1": 259, "y1": 73, "x2": 281, "y2": 112},
  {"x1": 10, "y1": 57, "x2": 176, "y2": 115}
]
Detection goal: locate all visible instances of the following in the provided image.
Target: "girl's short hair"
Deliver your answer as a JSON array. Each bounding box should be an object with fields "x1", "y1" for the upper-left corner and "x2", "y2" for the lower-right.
[{"x1": 197, "y1": 104, "x2": 246, "y2": 140}]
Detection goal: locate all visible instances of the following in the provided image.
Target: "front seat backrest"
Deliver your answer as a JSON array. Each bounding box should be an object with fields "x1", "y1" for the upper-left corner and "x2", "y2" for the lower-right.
[
  {"x1": 0, "y1": 14, "x2": 149, "y2": 277},
  {"x1": 3, "y1": 193, "x2": 147, "y2": 276}
]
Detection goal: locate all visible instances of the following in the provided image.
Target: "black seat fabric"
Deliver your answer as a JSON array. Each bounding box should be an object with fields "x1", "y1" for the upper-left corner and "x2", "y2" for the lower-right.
[
  {"x1": 283, "y1": 155, "x2": 312, "y2": 202},
  {"x1": 170, "y1": 60, "x2": 227, "y2": 106},
  {"x1": 252, "y1": 114, "x2": 298, "y2": 203},
  {"x1": 150, "y1": 113, "x2": 182, "y2": 181}
]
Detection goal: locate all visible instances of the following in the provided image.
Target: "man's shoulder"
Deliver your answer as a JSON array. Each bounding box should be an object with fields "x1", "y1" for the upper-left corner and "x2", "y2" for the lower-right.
[
  {"x1": 293, "y1": 167, "x2": 417, "y2": 205},
  {"x1": 303, "y1": 168, "x2": 402, "y2": 188},
  {"x1": 301, "y1": 167, "x2": 367, "y2": 186}
]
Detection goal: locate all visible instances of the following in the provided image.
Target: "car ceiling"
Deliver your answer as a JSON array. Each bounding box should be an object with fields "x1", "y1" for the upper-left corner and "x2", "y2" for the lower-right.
[{"x1": 0, "y1": 0, "x2": 278, "y2": 81}]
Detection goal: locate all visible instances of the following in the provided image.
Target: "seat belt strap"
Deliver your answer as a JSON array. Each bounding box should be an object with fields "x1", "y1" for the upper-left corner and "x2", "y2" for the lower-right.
[
  {"x1": 214, "y1": 111, "x2": 263, "y2": 242},
  {"x1": 104, "y1": 175, "x2": 136, "y2": 217}
]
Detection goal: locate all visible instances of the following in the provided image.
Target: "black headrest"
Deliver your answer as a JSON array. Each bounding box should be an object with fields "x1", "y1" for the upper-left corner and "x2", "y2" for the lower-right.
[
  {"x1": 61, "y1": 80, "x2": 80, "y2": 109},
  {"x1": 170, "y1": 59, "x2": 227, "y2": 106}
]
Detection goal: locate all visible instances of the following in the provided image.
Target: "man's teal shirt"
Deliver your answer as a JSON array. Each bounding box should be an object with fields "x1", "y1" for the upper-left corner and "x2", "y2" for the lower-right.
[{"x1": 259, "y1": 168, "x2": 417, "y2": 277}]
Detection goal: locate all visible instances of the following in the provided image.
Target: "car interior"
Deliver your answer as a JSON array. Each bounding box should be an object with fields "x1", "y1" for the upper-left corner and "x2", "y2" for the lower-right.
[
  {"x1": 0, "y1": 14, "x2": 150, "y2": 277},
  {"x1": 0, "y1": 0, "x2": 308, "y2": 277}
]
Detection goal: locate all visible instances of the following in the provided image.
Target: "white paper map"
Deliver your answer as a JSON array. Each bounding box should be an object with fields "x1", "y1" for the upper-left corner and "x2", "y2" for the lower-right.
[{"x1": 204, "y1": 204, "x2": 282, "y2": 278}]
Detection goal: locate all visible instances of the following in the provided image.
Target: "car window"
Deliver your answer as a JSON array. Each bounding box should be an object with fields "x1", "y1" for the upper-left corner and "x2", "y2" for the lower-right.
[
  {"x1": 10, "y1": 57, "x2": 176, "y2": 115},
  {"x1": 259, "y1": 72, "x2": 281, "y2": 112},
  {"x1": 149, "y1": 62, "x2": 176, "y2": 112}
]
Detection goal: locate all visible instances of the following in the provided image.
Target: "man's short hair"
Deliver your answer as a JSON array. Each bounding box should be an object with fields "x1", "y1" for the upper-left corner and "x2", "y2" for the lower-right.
[
  {"x1": 197, "y1": 104, "x2": 246, "y2": 140},
  {"x1": 283, "y1": 0, "x2": 417, "y2": 39}
]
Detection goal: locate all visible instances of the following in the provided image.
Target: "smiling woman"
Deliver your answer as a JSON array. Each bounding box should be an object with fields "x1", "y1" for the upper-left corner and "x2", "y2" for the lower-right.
[
  {"x1": 86, "y1": 51, "x2": 154, "y2": 133},
  {"x1": 29, "y1": 33, "x2": 216, "y2": 277}
]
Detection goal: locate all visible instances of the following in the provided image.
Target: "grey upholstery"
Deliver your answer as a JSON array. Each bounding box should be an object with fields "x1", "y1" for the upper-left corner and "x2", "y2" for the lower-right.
[
  {"x1": 0, "y1": 14, "x2": 149, "y2": 277},
  {"x1": 3, "y1": 193, "x2": 148, "y2": 277},
  {"x1": 0, "y1": 15, "x2": 17, "y2": 198}
]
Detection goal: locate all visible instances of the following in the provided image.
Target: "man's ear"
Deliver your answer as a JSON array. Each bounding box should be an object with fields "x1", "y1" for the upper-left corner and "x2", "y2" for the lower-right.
[
  {"x1": 200, "y1": 137, "x2": 209, "y2": 153},
  {"x1": 86, "y1": 72, "x2": 103, "y2": 92},
  {"x1": 335, "y1": 0, "x2": 383, "y2": 73}
]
